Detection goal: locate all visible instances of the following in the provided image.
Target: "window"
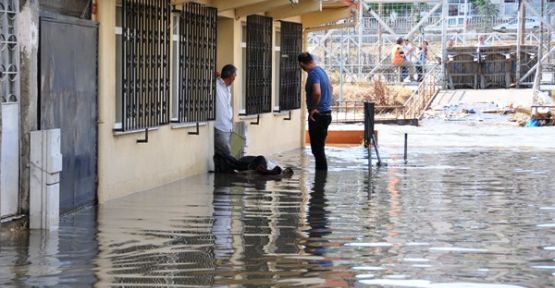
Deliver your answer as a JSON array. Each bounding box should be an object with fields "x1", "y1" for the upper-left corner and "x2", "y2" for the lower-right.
[
  {"x1": 116, "y1": 7, "x2": 122, "y2": 128},
  {"x1": 241, "y1": 23, "x2": 246, "y2": 114},
  {"x1": 278, "y1": 21, "x2": 302, "y2": 111},
  {"x1": 118, "y1": 0, "x2": 171, "y2": 131},
  {"x1": 0, "y1": 0, "x2": 19, "y2": 103},
  {"x1": 177, "y1": 2, "x2": 217, "y2": 123},
  {"x1": 171, "y1": 13, "x2": 180, "y2": 121},
  {"x1": 274, "y1": 28, "x2": 281, "y2": 110},
  {"x1": 245, "y1": 15, "x2": 273, "y2": 115}
]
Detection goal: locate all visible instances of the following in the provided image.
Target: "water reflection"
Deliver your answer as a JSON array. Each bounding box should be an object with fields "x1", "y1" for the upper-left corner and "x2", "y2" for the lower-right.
[
  {"x1": 0, "y1": 207, "x2": 98, "y2": 286},
  {"x1": 306, "y1": 171, "x2": 331, "y2": 256},
  {"x1": 0, "y1": 149, "x2": 554, "y2": 287}
]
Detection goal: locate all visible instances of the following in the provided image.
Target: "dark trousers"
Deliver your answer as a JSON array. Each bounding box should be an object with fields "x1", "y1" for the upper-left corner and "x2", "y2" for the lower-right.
[
  {"x1": 416, "y1": 65, "x2": 423, "y2": 82},
  {"x1": 308, "y1": 113, "x2": 332, "y2": 170},
  {"x1": 401, "y1": 66, "x2": 409, "y2": 80}
]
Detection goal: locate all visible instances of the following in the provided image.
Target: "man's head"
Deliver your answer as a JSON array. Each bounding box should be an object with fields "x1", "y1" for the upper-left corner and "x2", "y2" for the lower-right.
[
  {"x1": 298, "y1": 52, "x2": 316, "y2": 72},
  {"x1": 221, "y1": 64, "x2": 237, "y2": 86},
  {"x1": 396, "y1": 37, "x2": 404, "y2": 45}
]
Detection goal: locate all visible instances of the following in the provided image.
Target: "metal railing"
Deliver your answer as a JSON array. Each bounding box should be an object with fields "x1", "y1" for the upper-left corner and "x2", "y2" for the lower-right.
[
  {"x1": 331, "y1": 101, "x2": 406, "y2": 123},
  {"x1": 403, "y1": 64, "x2": 441, "y2": 119},
  {"x1": 331, "y1": 65, "x2": 441, "y2": 123}
]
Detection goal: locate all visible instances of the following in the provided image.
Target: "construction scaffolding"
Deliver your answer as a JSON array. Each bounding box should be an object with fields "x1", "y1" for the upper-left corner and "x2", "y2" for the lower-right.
[{"x1": 307, "y1": 0, "x2": 555, "y2": 116}]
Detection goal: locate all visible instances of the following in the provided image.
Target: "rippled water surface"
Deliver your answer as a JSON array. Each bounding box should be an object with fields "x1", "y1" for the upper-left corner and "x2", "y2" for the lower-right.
[{"x1": 1, "y1": 140, "x2": 555, "y2": 287}]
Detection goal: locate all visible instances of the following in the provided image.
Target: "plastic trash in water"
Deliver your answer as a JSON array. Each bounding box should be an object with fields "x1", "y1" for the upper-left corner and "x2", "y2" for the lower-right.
[{"x1": 525, "y1": 119, "x2": 540, "y2": 127}]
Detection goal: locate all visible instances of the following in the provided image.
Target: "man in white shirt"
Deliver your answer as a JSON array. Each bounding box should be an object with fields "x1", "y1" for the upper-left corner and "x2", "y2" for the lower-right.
[{"x1": 214, "y1": 64, "x2": 237, "y2": 157}]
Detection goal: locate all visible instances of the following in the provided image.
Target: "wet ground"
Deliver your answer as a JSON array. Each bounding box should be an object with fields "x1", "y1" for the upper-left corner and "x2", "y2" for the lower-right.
[{"x1": 1, "y1": 121, "x2": 555, "y2": 287}]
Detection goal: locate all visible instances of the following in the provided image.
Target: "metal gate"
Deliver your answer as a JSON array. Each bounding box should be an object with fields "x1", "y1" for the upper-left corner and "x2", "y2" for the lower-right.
[{"x1": 39, "y1": 15, "x2": 98, "y2": 214}]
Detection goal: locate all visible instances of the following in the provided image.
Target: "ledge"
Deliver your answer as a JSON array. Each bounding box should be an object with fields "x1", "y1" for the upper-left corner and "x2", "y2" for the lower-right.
[
  {"x1": 171, "y1": 122, "x2": 208, "y2": 130},
  {"x1": 238, "y1": 114, "x2": 260, "y2": 120},
  {"x1": 113, "y1": 127, "x2": 159, "y2": 136},
  {"x1": 273, "y1": 110, "x2": 292, "y2": 117}
]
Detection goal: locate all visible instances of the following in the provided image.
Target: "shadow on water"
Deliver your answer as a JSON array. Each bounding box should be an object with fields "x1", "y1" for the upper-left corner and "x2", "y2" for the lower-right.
[{"x1": 1, "y1": 148, "x2": 555, "y2": 287}]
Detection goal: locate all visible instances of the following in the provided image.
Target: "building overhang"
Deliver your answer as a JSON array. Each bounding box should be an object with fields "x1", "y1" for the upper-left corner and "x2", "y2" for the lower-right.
[{"x1": 169, "y1": 0, "x2": 359, "y2": 28}]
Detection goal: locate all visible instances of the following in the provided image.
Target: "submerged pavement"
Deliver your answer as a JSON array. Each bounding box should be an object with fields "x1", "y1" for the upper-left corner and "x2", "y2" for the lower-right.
[{"x1": 1, "y1": 120, "x2": 555, "y2": 287}]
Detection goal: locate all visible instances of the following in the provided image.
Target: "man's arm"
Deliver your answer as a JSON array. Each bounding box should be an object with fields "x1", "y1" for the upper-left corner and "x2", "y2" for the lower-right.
[
  {"x1": 309, "y1": 83, "x2": 321, "y2": 121},
  {"x1": 310, "y1": 83, "x2": 321, "y2": 110}
]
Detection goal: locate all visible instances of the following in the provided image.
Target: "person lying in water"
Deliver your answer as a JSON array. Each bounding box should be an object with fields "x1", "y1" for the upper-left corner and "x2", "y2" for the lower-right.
[{"x1": 213, "y1": 153, "x2": 294, "y2": 177}]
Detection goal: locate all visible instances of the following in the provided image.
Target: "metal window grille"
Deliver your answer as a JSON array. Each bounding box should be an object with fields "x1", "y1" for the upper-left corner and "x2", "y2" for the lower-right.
[
  {"x1": 121, "y1": 0, "x2": 170, "y2": 131},
  {"x1": 246, "y1": 15, "x2": 273, "y2": 115},
  {"x1": 279, "y1": 21, "x2": 302, "y2": 111},
  {"x1": 0, "y1": 0, "x2": 19, "y2": 103},
  {"x1": 178, "y1": 2, "x2": 217, "y2": 123}
]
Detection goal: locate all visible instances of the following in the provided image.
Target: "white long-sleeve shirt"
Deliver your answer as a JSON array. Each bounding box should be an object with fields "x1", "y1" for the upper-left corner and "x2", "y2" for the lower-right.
[{"x1": 215, "y1": 78, "x2": 233, "y2": 132}]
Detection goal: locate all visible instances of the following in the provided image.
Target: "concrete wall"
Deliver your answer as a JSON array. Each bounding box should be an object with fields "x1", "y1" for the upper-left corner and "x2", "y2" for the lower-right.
[
  {"x1": 97, "y1": 0, "x2": 306, "y2": 202},
  {"x1": 18, "y1": 0, "x2": 39, "y2": 216},
  {"x1": 217, "y1": 14, "x2": 305, "y2": 156}
]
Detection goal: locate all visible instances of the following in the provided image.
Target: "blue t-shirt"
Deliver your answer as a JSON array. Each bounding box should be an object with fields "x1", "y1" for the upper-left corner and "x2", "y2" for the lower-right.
[{"x1": 306, "y1": 66, "x2": 332, "y2": 113}]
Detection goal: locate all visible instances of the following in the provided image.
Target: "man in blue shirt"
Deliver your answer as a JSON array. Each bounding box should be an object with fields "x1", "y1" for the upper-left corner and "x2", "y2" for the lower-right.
[{"x1": 298, "y1": 52, "x2": 332, "y2": 170}]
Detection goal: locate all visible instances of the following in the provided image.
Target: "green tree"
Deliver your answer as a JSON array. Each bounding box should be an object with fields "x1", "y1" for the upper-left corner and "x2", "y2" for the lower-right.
[{"x1": 471, "y1": 0, "x2": 499, "y2": 17}]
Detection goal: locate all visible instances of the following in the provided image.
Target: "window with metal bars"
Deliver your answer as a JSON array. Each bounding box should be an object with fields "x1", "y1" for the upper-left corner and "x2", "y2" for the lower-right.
[
  {"x1": 245, "y1": 15, "x2": 273, "y2": 115},
  {"x1": 0, "y1": 0, "x2": 19, "y2": 104},
  {"x1": 177, "y1": 2, "x2": 217, "y2": 123},
  {"x1": 120, "y1": 0, "x2": 170, "y2": 131},
  {"x1": 278, "y1": 21, "x2": 302, "y2": 111}
]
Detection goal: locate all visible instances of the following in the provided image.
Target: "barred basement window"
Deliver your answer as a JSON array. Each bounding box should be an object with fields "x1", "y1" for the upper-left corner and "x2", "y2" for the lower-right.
[
  {"x1": 245, "y1": 15, "x2": 273, "y2": 115},
  {"x1": 0, "y1": 0, "x2": 19, "y2": 104},
  {"x1": 177, "y1": 2, "x2": 217, "y2": 123},
  {"x1": 278, "y1": 21, "x2": 302, "y2": 111},
  {"x1": 120, "y1": 0, "x2": 171, "y2": 131}
]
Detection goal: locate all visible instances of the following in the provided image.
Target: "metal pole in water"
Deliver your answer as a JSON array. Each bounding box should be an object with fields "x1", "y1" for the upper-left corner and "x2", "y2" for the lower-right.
[{"x1": 404, "y1": 133, "x2": 408, "y2": 163}]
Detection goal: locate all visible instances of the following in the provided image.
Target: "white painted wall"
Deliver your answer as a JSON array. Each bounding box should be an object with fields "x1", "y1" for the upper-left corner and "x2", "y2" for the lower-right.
[{"x1": 1, "y1": 103, "x2": 20, "y2": 217}]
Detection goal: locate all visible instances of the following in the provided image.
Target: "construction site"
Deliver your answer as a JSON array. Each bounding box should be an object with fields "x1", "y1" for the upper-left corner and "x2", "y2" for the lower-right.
[{"x1": 308, "y1": 0, "x2": 555, "y2": 127}]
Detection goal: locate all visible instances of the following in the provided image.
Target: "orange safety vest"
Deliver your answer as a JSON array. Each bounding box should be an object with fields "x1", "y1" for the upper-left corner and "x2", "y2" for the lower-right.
[{"x1": 391, "y1": 44, "x2": 405, "y2": 65}]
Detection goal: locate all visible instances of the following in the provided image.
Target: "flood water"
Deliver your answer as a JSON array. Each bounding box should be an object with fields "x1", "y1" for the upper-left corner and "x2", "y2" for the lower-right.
[{"x1": 1, "y1": 124, "x2": 555, "y2": 287}]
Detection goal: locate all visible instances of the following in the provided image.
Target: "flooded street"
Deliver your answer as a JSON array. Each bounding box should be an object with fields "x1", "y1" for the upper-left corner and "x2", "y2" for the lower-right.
[{"x1": 1, "y1": 122, "x2": 555, "y2": 287}]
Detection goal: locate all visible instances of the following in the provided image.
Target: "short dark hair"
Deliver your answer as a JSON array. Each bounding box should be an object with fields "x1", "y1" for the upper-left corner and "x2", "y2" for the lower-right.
[
  {"x1": 297, "y1": 52, "x2": 314, "y2": 64},
  {"x1": 221, "y1": 64, "x2": 237, "y2": 79},
  {"x1": 396, "y1": 37, "x2": 404, "y2": 45}
]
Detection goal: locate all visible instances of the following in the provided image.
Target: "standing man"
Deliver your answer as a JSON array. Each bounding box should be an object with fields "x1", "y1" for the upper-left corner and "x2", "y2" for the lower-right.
[
  {"x1": 298, "y1": 52, "x2": 332, "y2": 171},
  {"x1": 214, "y1": 64, "x2": 237, "y2": 157}
]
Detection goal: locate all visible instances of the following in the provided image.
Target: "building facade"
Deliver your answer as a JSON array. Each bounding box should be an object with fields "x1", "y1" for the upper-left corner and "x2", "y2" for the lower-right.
[{"x1": 0, "y1": 0, "x2": 358, "y2": 222}]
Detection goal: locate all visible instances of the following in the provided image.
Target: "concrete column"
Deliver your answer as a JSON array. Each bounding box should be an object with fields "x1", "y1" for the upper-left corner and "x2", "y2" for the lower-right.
[
  {"x1": 18, "y1": 0, "x2": 39, "y2": 216},
  {"x1": 440, "y1": 0, "x2": 448, "y2": 89},
  {"x1": 30, "y1": 129, "x2": 62, "y2": 230}
]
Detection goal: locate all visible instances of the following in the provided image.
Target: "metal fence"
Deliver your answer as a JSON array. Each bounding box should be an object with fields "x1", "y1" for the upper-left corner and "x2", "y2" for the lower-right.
[
  {"x1": 178, "y1": 2, "x2": 217, "y2": 123},
  {"x1": 121, "y1": 0, "x2": 171, "y2": 131},
  {"x1": 278, "y1": 21, "x2": 302, "y2": 111},
  {"x1": 245, "y1": 15, "x2": 273, "y2": 115}
]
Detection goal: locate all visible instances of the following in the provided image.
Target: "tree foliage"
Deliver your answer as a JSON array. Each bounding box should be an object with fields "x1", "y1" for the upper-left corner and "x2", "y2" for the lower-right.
[{"x1": 470, "y1": 0, "x2": 499, "y2": 17}]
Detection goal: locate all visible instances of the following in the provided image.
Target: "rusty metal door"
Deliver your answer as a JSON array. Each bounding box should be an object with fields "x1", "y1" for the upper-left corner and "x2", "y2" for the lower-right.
[{"x1": 40, "y1": 15, "x2": 97, "y2": 214}]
